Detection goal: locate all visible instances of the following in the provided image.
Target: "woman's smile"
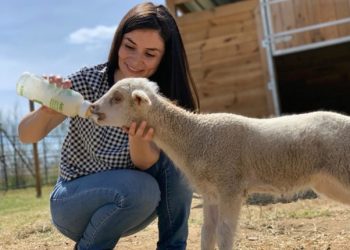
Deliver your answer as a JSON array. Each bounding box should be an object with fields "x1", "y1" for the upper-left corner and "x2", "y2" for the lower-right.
[{"x1": 125, "y1": 63, "x2": 143, "y2": 74}]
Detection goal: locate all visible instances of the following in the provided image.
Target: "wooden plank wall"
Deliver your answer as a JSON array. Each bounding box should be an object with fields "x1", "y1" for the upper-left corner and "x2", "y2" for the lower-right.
[
  {"x1": 270, "y1": 0, "x2": 350, "y2": 50},
  {"x1": 168, "y1": 0, "x2": 270, "y2": 117}
]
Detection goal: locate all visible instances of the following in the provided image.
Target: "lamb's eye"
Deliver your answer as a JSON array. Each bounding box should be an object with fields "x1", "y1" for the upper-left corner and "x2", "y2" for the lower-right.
[
  {"x1": 110, "y1": 92, "x2": 123, "y2": 105},
  {"x1": 111, "y1": 96, "x2": 121, "y2": 104}
]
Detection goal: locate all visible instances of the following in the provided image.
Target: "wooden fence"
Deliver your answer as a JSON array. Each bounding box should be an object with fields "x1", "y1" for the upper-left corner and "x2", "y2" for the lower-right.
[{"x1": 0, "y1": 125, "x2": 63, "y2": 191}]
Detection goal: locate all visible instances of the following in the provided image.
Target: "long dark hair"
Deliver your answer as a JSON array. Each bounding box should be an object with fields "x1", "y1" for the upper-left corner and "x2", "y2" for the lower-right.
[{"x1": 107, "y1": 2, "x2": 199, "y2": 111}]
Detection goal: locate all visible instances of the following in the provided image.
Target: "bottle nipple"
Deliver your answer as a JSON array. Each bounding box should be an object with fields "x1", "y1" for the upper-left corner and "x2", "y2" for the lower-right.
[{"x1": 79, "y1": 100, "x2": 92, "y2": 118}]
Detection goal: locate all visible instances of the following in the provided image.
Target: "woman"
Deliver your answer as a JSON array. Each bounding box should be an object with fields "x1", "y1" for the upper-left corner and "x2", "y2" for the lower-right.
[{"x1": 18, "y1": 2, "x2": 199, "y2": 250}]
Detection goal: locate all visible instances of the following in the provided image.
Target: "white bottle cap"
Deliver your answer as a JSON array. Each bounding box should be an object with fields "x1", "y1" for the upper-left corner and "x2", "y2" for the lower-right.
[{"x1": 79, "y1": 100, "x2": 92, "y2": 118}]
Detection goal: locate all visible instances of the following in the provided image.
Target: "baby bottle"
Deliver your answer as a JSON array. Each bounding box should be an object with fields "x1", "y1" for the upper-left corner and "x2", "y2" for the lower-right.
[{"x1": 16, "y1": 72, "x2": 91, "y2": 118}]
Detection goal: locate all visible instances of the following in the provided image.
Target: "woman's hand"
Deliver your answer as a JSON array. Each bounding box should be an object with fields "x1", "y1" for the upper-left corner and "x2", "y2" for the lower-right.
[
  {"x1": 124, "y1": 121, "x2": 154, "y2": 141},
  {"x1": 40, "y1": 75, "x2": 73, "y2": 115},
  {"x1": 125, "y1": 121, "x2": 160, "y2": 170}
]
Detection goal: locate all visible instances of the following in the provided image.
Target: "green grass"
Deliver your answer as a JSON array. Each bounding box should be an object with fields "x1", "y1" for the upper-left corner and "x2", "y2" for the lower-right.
[
  {"x1": 287, "y1": 208, "x2": 332, "y2": 219},
  {"x1": 0, "y1": 186, "x2": 69, "y2": 249},
  {"x1": 266, "y1": 206, "x2": 333, "y2": 220},
  {"x1": 0, "y1": 186, "x2": 51, "y2": 215}
]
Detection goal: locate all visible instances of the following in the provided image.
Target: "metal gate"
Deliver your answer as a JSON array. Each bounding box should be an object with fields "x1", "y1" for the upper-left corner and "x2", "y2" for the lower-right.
[{"x1": 259, "y1": 0, "x2": 350, "y2": 115}]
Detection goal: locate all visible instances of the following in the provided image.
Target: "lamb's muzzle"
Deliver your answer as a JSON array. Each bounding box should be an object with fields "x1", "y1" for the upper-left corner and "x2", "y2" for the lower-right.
[{"x1": 89, "y1": 104, "x2": 106, "y2": 123}]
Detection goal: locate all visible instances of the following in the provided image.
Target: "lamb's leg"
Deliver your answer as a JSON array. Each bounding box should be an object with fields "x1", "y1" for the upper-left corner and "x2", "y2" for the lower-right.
[
  {"x1": 201, "y1": 200, "x2": 218, "y2": 250},
  {"x1": 216, "y1": 194, "x2": 243, "y2": 250},
  {"x1": 312, "y1": 173, "x2": 350, "y2": 205}
]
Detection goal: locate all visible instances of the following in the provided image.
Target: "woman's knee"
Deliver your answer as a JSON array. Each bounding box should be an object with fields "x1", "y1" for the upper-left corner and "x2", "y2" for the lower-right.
[
  {"x1": 50, "y1": 170, "x2": 160, "y2": 239},
  {"x1": 121, "y1": 171, "x2": 161, "y2": 213}
]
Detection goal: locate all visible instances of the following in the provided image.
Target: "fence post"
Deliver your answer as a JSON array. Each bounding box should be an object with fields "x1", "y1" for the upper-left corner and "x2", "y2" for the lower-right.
[
  {"x1": 43, "y1": 138, "x2": 48, "y2": 185},
  {"x1": 29, "y1": 101, "x2": 42, "y2": 198},
  {"x1": 0, "y1": 124, "x2": 8, "y2": 191},
  {"x1": 13, "y1": 135, "x2": 19, "y2": 188}
]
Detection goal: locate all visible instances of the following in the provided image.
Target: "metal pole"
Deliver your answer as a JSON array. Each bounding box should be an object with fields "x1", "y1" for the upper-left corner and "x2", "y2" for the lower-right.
[
  {"x1": 273, "y1": 17, "x2": 350, "y2": 39},
  {"x1": 273, "y1": 36, "x2": 350, "y2": 56},
  {"x1": 264, "y1": 0, "x2": 277, "y2": 53},
  {"x1": 29, "y1": 100, "x2": 42, "y2": 198},
  {"x1": 260, "y1": 0, "x2": 281, "y2": 115}
]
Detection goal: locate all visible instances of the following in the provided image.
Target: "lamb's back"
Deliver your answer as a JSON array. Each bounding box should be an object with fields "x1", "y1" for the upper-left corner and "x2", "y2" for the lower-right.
[{"x1": 193, "y1": 111, "x2": 350, "y2": 188}]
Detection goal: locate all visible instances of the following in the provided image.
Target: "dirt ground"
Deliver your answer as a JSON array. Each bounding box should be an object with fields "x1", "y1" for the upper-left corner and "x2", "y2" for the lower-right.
[
  {"x1": 119, "y1": 196, "x2": 350, "y2": 250},
  {"x1": 3, "y1": 195, "x2": 350, "y2": 250}
]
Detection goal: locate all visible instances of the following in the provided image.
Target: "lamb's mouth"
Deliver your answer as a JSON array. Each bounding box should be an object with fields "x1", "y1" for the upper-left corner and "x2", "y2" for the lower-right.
[
  {"x1": 89, "y1": 105, "x2": 106, "y2": 123},
  {"x1": 90, "y1": 114, "x2": 105, "y2": 124}
]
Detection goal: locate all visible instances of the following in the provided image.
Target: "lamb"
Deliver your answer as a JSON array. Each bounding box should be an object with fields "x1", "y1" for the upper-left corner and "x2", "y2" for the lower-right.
[{"x1": 89, "y1": 77, "x2": 350, "y2": 250}]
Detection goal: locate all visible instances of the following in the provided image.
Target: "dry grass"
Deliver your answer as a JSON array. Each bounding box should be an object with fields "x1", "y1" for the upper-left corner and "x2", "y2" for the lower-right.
[{"x1": 1, "y1": 187, "x2": 350, "y2": 249}]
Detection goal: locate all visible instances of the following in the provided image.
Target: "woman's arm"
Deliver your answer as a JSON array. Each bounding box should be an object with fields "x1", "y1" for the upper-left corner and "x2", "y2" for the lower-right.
[
  {"x1": 18, "y1": 107, "x2": 66, "y2": 143},
  {"x1": 127, "y1": 121, "x2": 160, "y2": 170}
]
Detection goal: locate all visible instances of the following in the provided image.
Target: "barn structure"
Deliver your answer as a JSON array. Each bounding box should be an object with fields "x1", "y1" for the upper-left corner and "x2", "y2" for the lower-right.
[{"x1": 166, "y1": 0, "x2": 350, "y2": 117}]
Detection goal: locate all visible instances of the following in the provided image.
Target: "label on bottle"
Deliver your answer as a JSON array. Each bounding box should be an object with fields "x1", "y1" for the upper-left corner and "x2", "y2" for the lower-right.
[{"x1": 49, "y1": 98, "x2": 64, "y2": 112}]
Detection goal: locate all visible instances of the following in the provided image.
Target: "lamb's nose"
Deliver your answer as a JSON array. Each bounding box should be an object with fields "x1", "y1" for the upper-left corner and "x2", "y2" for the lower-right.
[
  {"x1": 90, "y1": 104, "x2": 98, "y2": 113},
  {"x1": 90, "y1": 105, "x2": 106, "y2": 121}
]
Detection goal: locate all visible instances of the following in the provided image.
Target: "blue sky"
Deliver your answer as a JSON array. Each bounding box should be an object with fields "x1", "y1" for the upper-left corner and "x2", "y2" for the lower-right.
[{"x1": 0, "y1": 0, "x2": 165, "y2": 118}]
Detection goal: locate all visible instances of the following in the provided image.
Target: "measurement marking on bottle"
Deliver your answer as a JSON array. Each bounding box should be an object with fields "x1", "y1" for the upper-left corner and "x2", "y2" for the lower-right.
[{"x1": 49, "y1": 99, "x2": 64, "y2": 111}]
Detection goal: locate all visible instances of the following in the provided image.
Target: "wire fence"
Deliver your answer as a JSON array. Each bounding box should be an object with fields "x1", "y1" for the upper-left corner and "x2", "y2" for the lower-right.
[{"x1": 0, "y1": 124, "x2": 65, "y2": 191}]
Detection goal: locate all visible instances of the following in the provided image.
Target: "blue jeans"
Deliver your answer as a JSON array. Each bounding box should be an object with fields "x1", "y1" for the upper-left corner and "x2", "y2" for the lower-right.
[{"x1": 50, "y1": 152, "x2": 193, "y2": 250}]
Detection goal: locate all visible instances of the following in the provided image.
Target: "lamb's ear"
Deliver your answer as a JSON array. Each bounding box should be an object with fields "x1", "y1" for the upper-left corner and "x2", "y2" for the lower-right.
[{"x1": 131, "y1": 90, "x2": 152, "y2": 106}]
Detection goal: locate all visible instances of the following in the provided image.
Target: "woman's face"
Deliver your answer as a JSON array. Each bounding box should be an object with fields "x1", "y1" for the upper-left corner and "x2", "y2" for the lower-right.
[{"x1": 117, "y1": 29, "x2": 165, "y2": 79}]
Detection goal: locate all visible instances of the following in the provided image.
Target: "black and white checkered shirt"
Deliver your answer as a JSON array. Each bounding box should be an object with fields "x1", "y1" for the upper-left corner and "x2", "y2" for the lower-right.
[{"x1": 60, "y1": 63, "x2": 134, "y2": 181}]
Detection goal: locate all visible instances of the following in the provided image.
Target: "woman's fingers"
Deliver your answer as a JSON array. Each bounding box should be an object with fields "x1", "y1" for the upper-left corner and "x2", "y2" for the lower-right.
[
  {"x1": 128, "y1": 121, "x2": 154, "y2": 141},
  {"x1": 62, "y1": 79, "x2": 72, "y2": 89},
  {"x1": 40, "y1": 74, "x2": 72, "y2": 115},
  {"x1": 128, "y1": 122, "x2": 137, "y2": 136},
  {"x1": 144, "y1": 127, "x2": 154, "y2": 141},
  {"x1": 135, "y1": 121, "x2": 147, "y2": 136},
  {"x1": 45, "y1": 75, "x2": 72, "y2": 89}
]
